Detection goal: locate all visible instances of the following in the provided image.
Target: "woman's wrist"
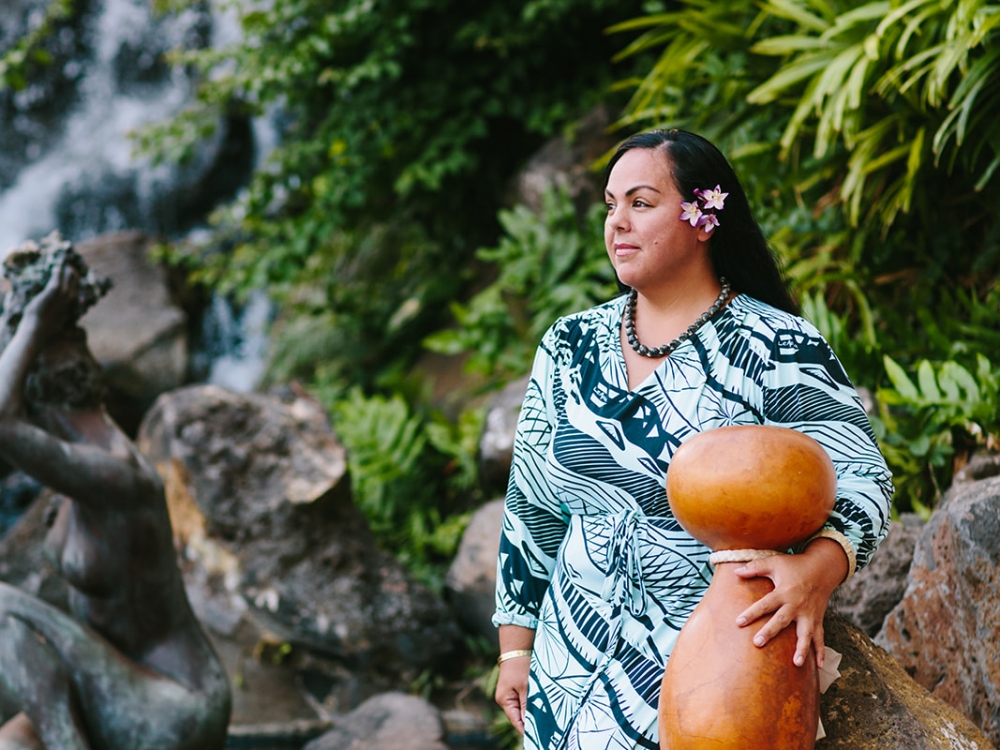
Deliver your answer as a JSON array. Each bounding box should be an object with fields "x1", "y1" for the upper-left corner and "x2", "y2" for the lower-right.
[
  {"x1": 804, "y1": 529, "x2": 858, "y2": 586},
  {"x1": 497, "y1": 623, "x2": 535, "y2": 666},
  {"x1": 497, "y1": 649, "x2": 533, "y2": 665}
]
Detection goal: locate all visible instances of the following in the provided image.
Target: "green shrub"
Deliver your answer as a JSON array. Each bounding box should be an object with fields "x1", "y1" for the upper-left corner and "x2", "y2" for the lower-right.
[
  {"x1": 328, "y1": 386, "x2": 483, "y2": 588},
  {"x1": 425, "y1": 186, "x2": 619, "y2": 378},
  {"x1": 874, "y1": 354, "x2": 1000, "y2": 514}
]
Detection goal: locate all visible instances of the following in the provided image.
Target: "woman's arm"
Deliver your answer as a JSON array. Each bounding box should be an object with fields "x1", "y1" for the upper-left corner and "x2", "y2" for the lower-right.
[
  {"x1": 734, "y1": 317, "x2": 893, "y2": 666},
  {"x1": 493, "y1": 325, "x2": 570, "y2": 731},
  {"x1": 496, "y1": 624, "x2": 536, "y2": 734}
]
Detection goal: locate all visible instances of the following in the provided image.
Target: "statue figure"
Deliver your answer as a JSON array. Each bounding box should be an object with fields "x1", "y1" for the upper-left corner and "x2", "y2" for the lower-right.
[{"x1": 0, "y1": 234, "x2": 231, "y2": 750}]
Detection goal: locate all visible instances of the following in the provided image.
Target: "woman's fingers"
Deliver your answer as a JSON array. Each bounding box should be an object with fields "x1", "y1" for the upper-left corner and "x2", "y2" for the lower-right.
[
  {"x1": 740, "y1": 602, "x2": 820, "y2": 668},
  {"x1": 497, "y1": 688, "x2": 525, "y2": 734},
  {"x1": 745, "y1": 600, "x2": 789, "y2": 647},
  {"x1": 734, "y1": 556, "x2": 828, "y2": 667},
  {"x1": 503, "y1": 695, "x2": 525, "y2": 733},
  {"x1": 735, "y1": 591, "x2": 775, "y2": 629},
  {"x1": 792, "y1": 617, "x2": 813, "y2": 667},
  {"x1": 806, "y1": 617, "x2": 825, "y2": 669},
  {"x1": 495, "y1": 660, "x2": 529, "y2": 735}
]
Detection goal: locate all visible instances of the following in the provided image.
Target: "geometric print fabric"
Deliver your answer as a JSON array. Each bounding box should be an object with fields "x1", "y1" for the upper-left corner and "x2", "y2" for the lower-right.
[{"x1": 494, "y1": 293, "x2": 893, "y2": 750}]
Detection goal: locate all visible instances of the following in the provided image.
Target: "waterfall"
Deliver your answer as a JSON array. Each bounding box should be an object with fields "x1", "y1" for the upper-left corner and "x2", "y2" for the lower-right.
[
  {"x1": 197, "y1": 289, "x2": 273, "y2": 393},
  {"x1": 0, "y1": 0, "x2": 277, "y2": 393},
  {"x1": 0, "y1": 0, "x2": 261, "y2": 254}
]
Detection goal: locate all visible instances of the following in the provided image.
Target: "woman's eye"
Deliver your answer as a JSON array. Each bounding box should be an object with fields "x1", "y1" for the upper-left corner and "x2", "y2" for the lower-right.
[
  {"x1": 605, "y1": 202, "x2": 616, "y2": 212},
  {"x1": 633, "y1": 199, "x2": 649, "y2": 208}
]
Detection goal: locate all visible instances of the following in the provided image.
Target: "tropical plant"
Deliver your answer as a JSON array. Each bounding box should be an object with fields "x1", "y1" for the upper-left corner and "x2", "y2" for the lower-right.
[
  {"x1": 874, "y1": 354, "x2": 1000, "y2": 512},
  {"x1": 425, "y1": 186, "x2": 619, "y2": 379},
  {"x1": 327, "y1": 386, "x2": 483, "y2": 588},
  {"x1": 135, "y1": 0, "x2": 645, "y2": 390}
]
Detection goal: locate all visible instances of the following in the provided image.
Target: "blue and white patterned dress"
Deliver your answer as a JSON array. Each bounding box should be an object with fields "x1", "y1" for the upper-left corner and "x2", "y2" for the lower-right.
[{"x1": 493, "y1": 292, "x2": 893, "y2": 750}]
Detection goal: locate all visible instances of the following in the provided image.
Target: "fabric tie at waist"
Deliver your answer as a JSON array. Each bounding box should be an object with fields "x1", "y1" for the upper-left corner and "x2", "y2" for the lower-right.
[{"x1": 612, "y1": 510, "x2": 650, "y2": 618}]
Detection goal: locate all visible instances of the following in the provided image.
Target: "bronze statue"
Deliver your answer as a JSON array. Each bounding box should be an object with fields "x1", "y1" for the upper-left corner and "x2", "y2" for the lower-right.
[{"x1": 0, "y1": 234, "x2": 231, "y2": 750}]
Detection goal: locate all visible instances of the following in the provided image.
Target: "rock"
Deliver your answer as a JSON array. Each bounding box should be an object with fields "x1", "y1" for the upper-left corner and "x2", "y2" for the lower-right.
[
  {"x1": 822, "y1": 612, "x2": 995, "y2": 748},
  {"x1": 76, "y1": 231, "x2": 190, "y2": 434},
  {"x1": 205, "y1": 618, "x2": 332, "y2": 740},
  {"x1": 444, "y1": 498, "x2": 505, "y2": 644},
  {"x1": 0, "y1": 470, "x2": 43, "y2": 538},
  {"x1": 508, "y1": 106, "x2": 618, "y2": 217},
  {"x1": 303, "y1": 692, "x2": 449, "y2": 750},
  {"x1": 877, "y1": 475, "x2": 1000, "y2": 747},
  {"x1": 478, "y1": 375, "x2": 528, "y2": 496},
  {"x1": 440, "y1": 707, "x2": 493, "y2": 750},
  {"x1": 832, "y1": 514, "x2": 923, "y2": 638},
  {"x1": 137, "y1": 384, "x2": 461, "y2": 683},
  {"x1": 0, "y1": 490, "x2": 67, "y2": 611},
  {"x1": 952, "y1": 450, "x2": 1000, "y2": 484}
]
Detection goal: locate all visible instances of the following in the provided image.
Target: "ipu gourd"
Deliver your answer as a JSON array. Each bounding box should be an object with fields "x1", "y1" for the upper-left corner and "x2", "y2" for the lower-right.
[{"x1": 658, "y1": 425, "x2": 837, "y2": 750}]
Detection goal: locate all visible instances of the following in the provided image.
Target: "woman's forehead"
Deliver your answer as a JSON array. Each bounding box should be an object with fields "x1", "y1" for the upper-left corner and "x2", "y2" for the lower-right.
[{"x1": 607, "y1": 148, "x2": 675, "y2": 192}]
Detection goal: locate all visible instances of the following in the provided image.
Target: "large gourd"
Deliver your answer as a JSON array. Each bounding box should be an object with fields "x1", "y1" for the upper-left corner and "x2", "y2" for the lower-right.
[{"x1": 658, "y1": 425, "x2": 837, "y2": 750}]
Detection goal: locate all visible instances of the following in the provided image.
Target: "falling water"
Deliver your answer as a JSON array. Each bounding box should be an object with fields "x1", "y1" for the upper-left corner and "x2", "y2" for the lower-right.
[
  {"x1": 0, "y1": 0, "x2": 260, "y2": 254},
  {"x1": 0, "y1": 0, "x2": 277, "y2": 393},
  {"x1": 198, "y1": 289, "x2": 273, "y2": 393}
]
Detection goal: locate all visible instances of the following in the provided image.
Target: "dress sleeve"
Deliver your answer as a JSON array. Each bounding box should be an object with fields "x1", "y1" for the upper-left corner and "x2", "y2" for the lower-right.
[
  {"x1": 759, "y1": 323, "x2": 893, "y2": 574},
  {"x1": 493, "y1": 326, "x2": 571, "y2": 630}
]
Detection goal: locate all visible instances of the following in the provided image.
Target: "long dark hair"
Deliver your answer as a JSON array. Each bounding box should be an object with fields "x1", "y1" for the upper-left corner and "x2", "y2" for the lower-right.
[{"x1": 604, "y1": 129, "x2": 798, "y2": 315}]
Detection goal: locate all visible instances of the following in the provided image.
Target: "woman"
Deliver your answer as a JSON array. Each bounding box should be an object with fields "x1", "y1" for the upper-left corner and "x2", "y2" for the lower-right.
[
  {"x1": 0, "y1": 239, "x2": 231, "y2": 750},
  {"x1": 493, "y1": 130, "x2": 893, "y2": 749}
]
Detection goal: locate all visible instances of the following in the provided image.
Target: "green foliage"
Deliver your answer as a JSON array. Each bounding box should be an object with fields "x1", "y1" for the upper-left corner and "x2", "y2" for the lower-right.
[
  {"x1": 0, "y1": 0, "x2": 76, "y2": 91},
  {"x1": 744, "y1": 0, "x2": 1000, "y2": 230},
  {"x1": 328, "y1": 387, "x2": 483, "y2": 588},
  {"x1": 425, "y1": 187, "x2": 619, "y2": 378},
  {"x1": 137, "y1": 0, "x2": 645, "y2": 387},
  {"x1": 608, "y1": 0, "x2": 1000, "y2": 511},
  {"x1": 873, "y1": 354, "x2": 1000, "y2": 512},
  {"x1": 488, "y1": 701, "x2": 525, "y2": 750}
]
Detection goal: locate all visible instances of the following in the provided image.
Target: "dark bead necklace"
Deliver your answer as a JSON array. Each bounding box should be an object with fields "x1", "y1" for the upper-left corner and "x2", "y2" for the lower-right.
[{"x1": 624, "y1": 278, "x2": 731, "y2": 358}]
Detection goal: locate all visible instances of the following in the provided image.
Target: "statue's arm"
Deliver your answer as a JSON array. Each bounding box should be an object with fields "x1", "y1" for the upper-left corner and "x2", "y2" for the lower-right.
[
  {"x1": 0, "y1": 259, "x2": 77, "y2": 418},
  {"x1": 0, "y1": 262, "x2": 152, "y2": 506},
  {"x1": 0, "y1": 418, "x2": 152, "y2": 507}
]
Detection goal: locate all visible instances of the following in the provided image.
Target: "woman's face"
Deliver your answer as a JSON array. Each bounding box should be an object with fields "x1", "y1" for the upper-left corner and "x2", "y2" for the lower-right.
[{"x1": 604, "y1": 147, "x2": 713, "y2": 295}]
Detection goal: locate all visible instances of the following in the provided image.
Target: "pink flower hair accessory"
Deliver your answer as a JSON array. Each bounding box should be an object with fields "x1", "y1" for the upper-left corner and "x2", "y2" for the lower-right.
[{"x1": 679, "y1": 184, "x2": 728, "y2": 232}]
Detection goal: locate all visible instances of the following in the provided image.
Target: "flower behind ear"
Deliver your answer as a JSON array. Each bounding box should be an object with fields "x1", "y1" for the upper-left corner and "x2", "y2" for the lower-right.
[
  {"x1": 697, "y1": 185, "x2": 728, "y2": 211},
  {"x1": 680, "y1": 201, "x2": 703, "y2": 226},
  {"x1": 698, "y1": 213, "x2": 720, "y2": 232},
  {"x1": 680, "y1": 185, "x2": 727, "y2": 232}
]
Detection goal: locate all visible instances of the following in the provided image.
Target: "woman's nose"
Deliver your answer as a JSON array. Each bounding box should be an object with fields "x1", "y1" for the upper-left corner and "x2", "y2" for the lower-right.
[{"x1": 609, "y1": 208, "x2": 628, "y2": 232}]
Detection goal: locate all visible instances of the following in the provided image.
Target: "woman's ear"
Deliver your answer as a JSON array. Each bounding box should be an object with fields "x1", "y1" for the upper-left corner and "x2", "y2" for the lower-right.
[{"x1": 696, "y1": 223, "x2": 715, "y2": 244}]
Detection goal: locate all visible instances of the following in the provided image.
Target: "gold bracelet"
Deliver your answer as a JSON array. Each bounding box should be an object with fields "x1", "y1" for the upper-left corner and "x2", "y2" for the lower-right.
[
  {"x1": 806, "y1": 528, "x2": 857, "y2": 583},
  {"x1": 497, "y1": 649, "x2": 533, "y2": 665}
]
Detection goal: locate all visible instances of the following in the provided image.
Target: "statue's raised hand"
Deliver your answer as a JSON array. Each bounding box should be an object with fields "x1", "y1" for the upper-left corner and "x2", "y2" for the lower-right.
[{"x1": 21, "y1": 260, "x2": 79, "y2": 340}]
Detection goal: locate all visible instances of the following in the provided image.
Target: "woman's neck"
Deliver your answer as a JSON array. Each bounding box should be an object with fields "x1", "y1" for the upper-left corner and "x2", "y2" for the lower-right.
[{"x1": 632, "y1": 273, "x2": 723, "y2": 330}]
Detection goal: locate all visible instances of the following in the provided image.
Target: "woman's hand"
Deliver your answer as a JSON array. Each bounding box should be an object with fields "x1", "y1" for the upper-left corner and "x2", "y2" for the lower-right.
[
  {"x1": 495, "y1": 656, "x2": 531, "y2": 734},
  {"x1": 22, "y1": 260, "x2": 79, "y2": 340},
  {"x1": 495, "y1": 624, "x2": 535, "y2": 734},
  {"x1": 732, "y1": 537, "x2": 848, "y2": 668}
]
